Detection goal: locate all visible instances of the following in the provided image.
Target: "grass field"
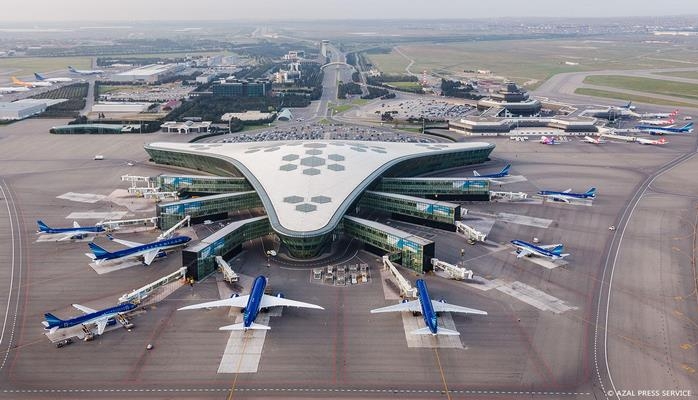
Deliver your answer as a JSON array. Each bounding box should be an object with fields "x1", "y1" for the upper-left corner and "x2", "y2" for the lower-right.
[
  {"x1": 365, "y1": 39, "x2": 698, "y2": 89},
  {"x1": 330, "y1": 104, "x2": 354, "y2": 114},
  {"x1": 654, "y1": 70, "x2": 698, "y2": 80},
  {"x1": 574, "y1": 88, "x2": 698, "y2": 108},
  {"x1": 583, "y1": 75, "x2": 698, "y2": 101},
  {"x1": 0, "y1": 56, "x2": 92, "y2": 78},
  {"x1": 385, "y1": 81, "x2": 423, "y2": 90},
  {"x1": 351, "y1": 98, "x2": 370, "y2": 106}
]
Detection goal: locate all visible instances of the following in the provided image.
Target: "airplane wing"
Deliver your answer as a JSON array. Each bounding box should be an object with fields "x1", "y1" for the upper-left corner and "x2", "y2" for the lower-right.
[
  {"x1": 95, "y1": 317, "x2": 108, "y2": 335},
  {"x1": 72, "y1": 304, "x2": 97, "y2": 314},
  {"x1": 73, "y1": 221, "x2": 81, "y2": 228},
  {"x1": 562, "y1": 189, "x2": 572, "y2": 193},
  {"x1": 259, "y1": 294, "x2": 324, "y2": 310},
  {"x1": 108, "y1": 235, "x2": 144, "y2": 248},
  {"x1": 370, "y1": 299, "x2": 421, "y2": 314},
  {"x1": 516, "y1": 248, "x2": 533, "y2": 258},
  {"x1": 431, "y1": 300, "x2": 487, "y2": 315},
  {"x1": 142, "y1": 250, "x2": 159, "y2": 266},
  {"x1": 546, "y1": 195, "x2": 570, "y2": 203},
  {"x1": 539, "y1": 243, "x2": 563, "y2": 250},
  {"x1": 411, "y1": 326, "x2": 460, "y2": 336},
  {"x1": 178, "y1": 295, "x2": 250, "y2": 311},
  {"x1": 56, "y1": 232, "x2": 78, "y2": 241}
]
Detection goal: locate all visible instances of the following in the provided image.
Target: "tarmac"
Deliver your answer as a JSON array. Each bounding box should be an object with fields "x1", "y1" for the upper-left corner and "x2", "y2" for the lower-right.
[{"x1": 0, "y1": 117, "x2": 696, "y2": 399}]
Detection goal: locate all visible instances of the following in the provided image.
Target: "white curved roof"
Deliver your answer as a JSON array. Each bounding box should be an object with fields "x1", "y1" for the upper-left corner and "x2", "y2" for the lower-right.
[{"x1": 147, "y1": 140, "x2": 493, "y2": 236}]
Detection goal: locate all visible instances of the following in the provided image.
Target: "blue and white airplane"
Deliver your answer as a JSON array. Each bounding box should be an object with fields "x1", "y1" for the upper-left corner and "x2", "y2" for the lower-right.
[
  {"x1": 178, "y1": 275, "x2": 324, "y2": 331},
  {"x1": 370, "y1": 279, "x2": 487, "y2": 336},
  {"x1": 37, "y1": 220, "x2": 105, "y2": 241},
  {"x1": 473, "y1": 164, "x2": 511, "y2": 178},
  {"x1": 510, "y1": 240, "x2": 570, "y2": 260},
  {"x1": 68, "y1": 66, "x2": 104, "y2": 75},
  {"x1": 34, "y1": 72, "x2": 72, "y2": 83},
  {"x1": 637, "y1": 122, "x2": 693, "y2": 135},
  {"x1": 86, "y1": 234, "x2": 191, "y2": 265},
  {"x1": 43, "y1": 302, "x2": 136, "y2": 335},
  {"x1": 538, "y1": 187, "x2": 596, "y2": 203}
]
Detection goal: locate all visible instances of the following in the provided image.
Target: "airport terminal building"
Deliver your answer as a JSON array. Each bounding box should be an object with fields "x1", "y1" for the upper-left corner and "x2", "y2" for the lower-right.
[{"x1": 145, "y1": 140, "x2": 494, "y2": 278}]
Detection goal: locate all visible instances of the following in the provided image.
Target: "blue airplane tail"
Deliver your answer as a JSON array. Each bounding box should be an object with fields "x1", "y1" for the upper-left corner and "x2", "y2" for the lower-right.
[
  {"x1": 37, "y1": 220, "x2": 50, "y2": 232},
  {"x1": 624, "y1": 101, "x2": 632, "y2": 109},
  {"x1": 34, "y1": 73, "x2": 45, "y2": 81},
  {"x1": 551, "y1": 245, "x2": 564, "y2": 255},
  {"x1": 88, "y1": 242, "x2": 110, "y2": 258},
  {"x1": 43, "y1": 312, "x2": 62, "y2": 326},
  {"x1": 682, "y1": 122, "x2": 694, "y2": 130},
  {"x1": 586, "y1": 188, "x2": 597, "y2": 197},
  {"x1": 501, "y1": 164, "x2": 511, "y2": 175}
]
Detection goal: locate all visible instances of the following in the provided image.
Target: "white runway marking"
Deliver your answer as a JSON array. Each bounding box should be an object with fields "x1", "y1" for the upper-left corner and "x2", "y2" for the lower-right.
[
  {"x1": 402, "y1": 312, "x2": 464, "y2": 349},
  {"x1": 88, "y1": 260, "x2": 143, "y2": 275},
  {"x1": 497, "y1": 213, "x2": 553, "y2": 228},
  {"x1": 57, "y1": 192, "x2": 106, "y2": 203},
  {"x1": 496, "y1": 281, "x2": 577, "y2": 314}
]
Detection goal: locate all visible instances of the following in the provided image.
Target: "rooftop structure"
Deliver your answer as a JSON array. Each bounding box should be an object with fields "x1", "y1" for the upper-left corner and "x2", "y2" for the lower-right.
[
  {"x1": 160, "y1": 120, "x2": 212, "y2": 134},
  {"x1": 477, "y1": 81, "x2": 541, "y2": 116},
  {"x1": 145, "y1": 140, "x2": 494, "y2": 258},
  {"x1": 0, "y1": 99, "x2": 49, "y2": 120},
  {"x1": 111, "y1": 64, "x2": 185, "y2": 83}
]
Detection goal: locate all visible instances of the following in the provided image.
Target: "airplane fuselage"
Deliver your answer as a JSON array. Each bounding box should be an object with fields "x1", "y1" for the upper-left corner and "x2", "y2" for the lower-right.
[
  {"x1": 243, "y1": 276, "x2": 268, "y2": 328},
  {"x1": 511, "y1": 240, "x2": 562, "y2": 260},
  {"x1": 40, "y1": 226, "x2": 104, "y2": 234},
  {"x1": 538, "y1": 190, "x2": 593, "y2": 199},
  {"x1": 416, "y1": 279, "x2": 439, "y2": 335},
  {"x1": 95, "y1": 236, "x2": 191, "y2": 261},
  {"x1": 45, "y1": 302, "x2": 136, "y2": 331}
]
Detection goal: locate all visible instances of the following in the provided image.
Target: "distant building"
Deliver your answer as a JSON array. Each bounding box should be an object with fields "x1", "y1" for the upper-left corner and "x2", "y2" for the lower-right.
[
  {"x1": 283, "y1": 50, "x2": 306, "y2": 61},
  {"x1": 476, "y1": 82, "x2": 541, "y2": 116},
  {"x1": 92, "y1": 102, "x2": 152, "y2": 113},
  {"x1": 196, "y1": 74, "x2": 216, "y2": 84},
  {"x1": 111, "y1": 64, "x2": 186, "y2": 84},
  {"x1": 0, "y1": 99, "x2": 48, "y2": 120},
  {"x1": 212, "y1": 79, "x2": 272, "y2": 98},
  {"x1": 160, "y1": 120, "x2": 212, "y2": 134},
  {"x1": 221, "y1": 111, "x2": 275, "y2": 122}
]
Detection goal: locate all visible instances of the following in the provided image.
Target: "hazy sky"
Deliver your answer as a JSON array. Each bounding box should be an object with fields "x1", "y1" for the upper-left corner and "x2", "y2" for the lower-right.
[{"x1": 2, "y1": 0, "x2": 698, "y2": 22}]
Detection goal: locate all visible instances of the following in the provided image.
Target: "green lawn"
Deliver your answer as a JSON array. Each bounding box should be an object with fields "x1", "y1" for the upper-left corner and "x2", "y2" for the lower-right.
[
  {"x1": 584, "y1": 75, "x2": 698, "y2": 101},
  {"x1": 351, "y1": 98, "x2": 370, "y2": 106},
  {"x1": 574, "y1": 88, "x2": 698, "y2": 108},
  {"x1": 0, "y1": 56, "x2": 93, "y2": 77},
  {"x1": 385, "y1": 81, "x2": 423, "y2": 90},
  {"x1": 331, "y1": 104, "x2": 354, "y2": 114}
]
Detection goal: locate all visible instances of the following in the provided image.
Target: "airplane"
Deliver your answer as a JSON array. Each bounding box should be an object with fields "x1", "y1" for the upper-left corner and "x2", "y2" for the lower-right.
[
  {"x1": 582, "y1": 136, "x2": 607, "y2": 144},
  {"x1": 370, "y1": 279, "x2": 487, "y2": 336},
  {"x1": 473, "y1": 164, "x2": 511, "y2": 178},
  {"x1": 637, "y1": 118, "x2": 674, "y2": 126},
  {"x1": 638, "y1": 109, "x2": 678, "y2": 119},
  {"x1": 620, "y1": 101, "x2": 636, "y2": 111},
  {"x1": 538, "y1": 187, "x2": 596, "y2": 202},
  {"x1": 539, "y1": 136, "x2": 558, "y2": 145},
  {"x1": 37, "y1": 220, "x2": 105, "y2": 241},
  {"x1": 86, "y1": 234, "x2": 191, "y2": 265},
  {"x1": 178, "y1": 275, "x2": 324, "y2": 331},
  {"x1": 637, "y1": 123, "x2": 693, "y2": 135},
  {"x1": 42, "y1": 302, "x2": 136, "y2": 335},
  {"x1": 0, "y1": 86, "x2": 30, "y2": 93},
  {"x1": 636, "y1": 137, "x2": 668, "y2": 145},
  {"x1": 11, "y1": 76, "x2": 52, "y2": 88},
  {"x1": 510, "y1": 240, "x2": 570, "y2": 260},
  {"x1": 68, "y1": 66, "x2": 104, "y2": 75},
  {"x1": 34, "y1": 72, "x2": 73, "y2": 83}
]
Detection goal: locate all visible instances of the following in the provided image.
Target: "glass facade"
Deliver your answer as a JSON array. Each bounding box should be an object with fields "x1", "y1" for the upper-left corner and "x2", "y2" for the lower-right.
[
  {"x1": 277, "y1": 232, "x2": 334, "y2": 259},
  {"x1": 182, "y1": 216, "x2": 272, "y2": 280},
  {"x1": 383, "y1": 146, "x2": 494, "y2": 177},
  {"x1": 358, "y1": 191, "x2": 460, "y2": 225},
  {"x1": 157, "y1": 175, "x2": 252, "y2": 195},
  {"x1": 379, "y1": 177, "x2": 490, "y2": 200},
  {"x1": 145, "y1": 147, "x2": 243, "y2": 177},
  {"x1": 343, "y1": 216, "x2": 434, "y2": 273},
  {"x1": 156, "y1": 191, "x2": 262, "y2": 230}
]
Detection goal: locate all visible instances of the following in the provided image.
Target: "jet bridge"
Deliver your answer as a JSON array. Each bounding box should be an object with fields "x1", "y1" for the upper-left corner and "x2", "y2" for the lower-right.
[
  {"x1": 158, "y1": 215, "x2": 190, "y2": 240},
  {"x1": 118, "y1": 267, "x2": 187, "y2": 304},
  {"x1": 382, "y1": 256, "x2": 417, "y2": 299},
  {"x1": 216, "y1": 256, "x2": 239, "y2": 283},
  {"x1": 98, "y1": 217, "x2": 159, "y2": 231},
  {"x1": 455, "y1": 221, "x2": 487, "y2": 242},
  {"x1": 431, "y1": 258, "x2": 473, "y2": 280},
  {"x1": 489, "y1": 191, "x2": 528, "y2": 201}
]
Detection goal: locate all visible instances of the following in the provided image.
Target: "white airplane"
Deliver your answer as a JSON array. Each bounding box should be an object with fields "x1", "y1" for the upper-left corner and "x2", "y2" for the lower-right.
[
  {"x1": 638, "y1": 117, "x2": 674, "y2": 126},
  {"x1": 582, "y1": 136, "x2": 607, "y2": 144},
  {"x1": 0, "y1": 86, "x2": 30, "y2": 94},
  {"x1": 639, "y1": 109, "x2": 678, "y2": 119},
  {"x1": 636, "y1": 137, "x2": 668, "y2": 145},
  {"x1": 11, "y1": 76, "x2": 52, "y2": 88},
  {"x1": 539, "y1": 136, "x2": 558, "y2": 145},
  {"x1": 34, "y1": 72, "x2": 72, "y2": 83},
  {"x1": 510, "y1": 240, "x2": 570, "y2": 260},
  {"x1": 68, "y1": 66, "x2": 104, "y2": 75}
]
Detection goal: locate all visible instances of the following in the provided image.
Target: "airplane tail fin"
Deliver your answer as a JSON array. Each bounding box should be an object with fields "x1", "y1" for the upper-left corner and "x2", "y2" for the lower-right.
[
  {"x1": 34, "y1": 73, "x2": 45, "y2": 81},
  {"x1": 68, "y1": 66, "x2": 76, "y2": 72},
  {"x1": 219, "y1": 322, "x2": 270, "y2": 331},
  {"x1": 473, "y1": 170, "x2": 481, "y2": 177},
  {"x1": 586, "y1": 187, "x2": 597, "y2": 197},
  {"x1": 88, "y1": 242, "x2": 110, "y2": 258},
  {"x1": 11, "y1": 76, "x2": 20, "y2": 84},
  {"x1": 501, "y1": 164, "x2": 511, "y2": 175},
  {"x1": 43, "y1": 313, "x2": 62, "y2": 327},
  {"x1": 682, "y1": 122, "x2": 693, "y2": 130},
  {"x1": 410, "y1": 327, "x2": 460, "y2": 336},
  {"x1": 658, "y1": 138, "x2": 667, "y2": 144},
  {"x1": 37, "y1": 220, "x2": 50, "y2": 232},
  {"x1": 551, "y1": 244, "x2": 565, "y2": 255}
]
